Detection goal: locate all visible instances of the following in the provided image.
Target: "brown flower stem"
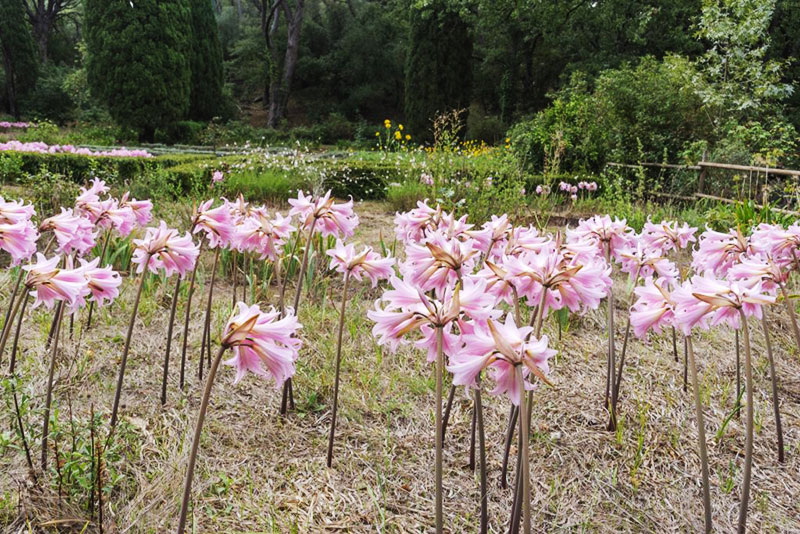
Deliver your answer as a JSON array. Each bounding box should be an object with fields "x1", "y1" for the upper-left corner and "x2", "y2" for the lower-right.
[
  {"x1": 604, "y1": 243, "x2": 617, "y2": 431},
  {"x1": 179, "y1": 243, "x2": 203, "y2": 391},
  {"x1": 326, "y1": 270, "x2": 350, "y2": 467},
  {"x1": 0, "y1": 283, "x2": 27, "y2": 363},
  {"x1": 110, "y1": 264, "x2": 149, "y2": 428},
  {"x1": 686, "y1": 336, "x2": 712, "y2": 533},
  {"x1": 736, "y1": 311, "x2": 754, "y2": 534},
  {"x1": 760, "y1": 314, "x2": 784, "y2": 463},
  {"x1": 160, "y1": 276, "x2": 182, "y2": 406},
  {"x1": 671, "y1": 327, "x2": 678, "y2": 362},
  {"x1": 177, "y1": 345, "x2": 227, "y2": 534},
  {"x1": 475, "y1": 379, "x2": 488, "y2": 534},
  {"x1": 12, "y1": 378, "x2": 37, "y2": 483},
  {"x1": 735, "y1": 329, "x2": 741, "y2": 416},
  {"x1": 97, "y1": 437, "x2": 104, "y2": 534},
  {"x1": 440, "y1": 383, "x2": 456, "y2": 445},
  {"x1": 434, "y1": 325, "x2": 444, "y2": 534},
  {"x1": 0, "y1": 268, "x2": 24, "y2": 350},
  {"x1": 610, "y1": 268, "x2": 641, "y2": 427},
  {"x1": 8, "y1": 293, "x2": 29, "y2": 374},
  {"x1": 500, "y1": 405, "x2": 518, "y2": 489},
  {"x1": 86, "y1": 229, "x2": 112, "y2": 330},
  {"x1": 518, "y1": 365, "x2": 531, "y2": 534},
  {"x1": 199, "y1": 248, "x2": 220, "y2": 382},
  {"x1": 281, "y1": 220, "x2": 318, "y2": 415},
  {"x1": 779, "y1": 283, "x2": 800, "y2": 350},
  {"x1": 468, "y1": 401, "x2": 477, "y2": 471},
  {"x1": 231, "y1": 250, "x2": 237, "y2": 308},
  {"x1": 41, "y1": 302, "x2": 65, "y2": 472},
  {"x1": 89, "y1": 403, "x2": 95, "y2": 517}
]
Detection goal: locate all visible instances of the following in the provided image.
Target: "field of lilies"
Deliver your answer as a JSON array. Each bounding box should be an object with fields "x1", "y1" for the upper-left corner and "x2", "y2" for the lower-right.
[{"x1": 0, "y1": 177, "x2": 798, "y2": 533}]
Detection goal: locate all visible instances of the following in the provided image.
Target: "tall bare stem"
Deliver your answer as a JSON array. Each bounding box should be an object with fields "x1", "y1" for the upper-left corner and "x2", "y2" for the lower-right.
[
  {"x1": 736, "y1": 311, "x2": 754, "y2": 534},
  {"x1": 326, "y1": 271, "x2": 350, "y2": 467}
]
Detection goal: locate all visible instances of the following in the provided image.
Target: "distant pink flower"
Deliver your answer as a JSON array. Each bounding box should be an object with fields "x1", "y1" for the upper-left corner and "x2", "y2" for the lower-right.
[
  {"x1": 132, "y1": 221, "x2": 200, "y2": 278},
  {"x1": 221, "y1": 302, "x2": 303, "y2": 387},
  {"x1": 368, "y1": 274, "x2": 495, "y2": 354},
  {"x1": 567, "y1": 215, "x2": 634, "y2": 260},
  {"x1": 0, "y1": 220, "x2": 38, "y2": 265},
  {"x1": 77, "y1": 257, "x2": 121, "y2": 307},
  {"x1": 394, "y1": 200, "x2": 441, "y2": 244},
  {"x1": 673, "y1": 274, "x2": 775, "y2": 332},
  {"x1": 630, "y1": 278, "x2": 676, "y2": 338},
  {"x1": 23, "y1": 253, "x2": 89, "y2": 310},
  {"x1": 192, "y1": 199, "x2": 236, "y2": 249},
  {"x1": 401, "y1": 231, "x2": 478, "y2": 296},
  {"x1": 506, "y1": 245, "x2": 611, "y2": 314},
  {"x1": 467, "y1": 214, "x2": 511, "y2": 256},
  {"x1": 236, "y1": 210, "x2": 295, "y2": 261},
  {"x1": 448, "y1": 315, "x2": 555, "y2": 405},
  {"x1": 642, "y1": 219, "x2": 697, "y2": 254},
  {"x1": 40, "y1": 208, "x2": 96, "y2": 256},
  {"x1": 691, "y1": 228, "x2": 750, "y2": 276},
  {"x1": 420, "y1": 172, "x2": 434, "y2": 186},
  {"x1": 570, "y1": 194, "x2": 577, "y2": 201},
  {"x1": 326, "y1": 239, "x2": 395, "y2": 287},
  {"x1": 617, "y1": 241, "x2": 678, "y2": 283},
  {"x1": 75, "y1": 178, "x2": 109, "y2": 209},
  {"x1": 0, "y1": 197, "x2": 35, "y2": 224},
  {"x1": 119, "y1": 193, "x2": 153, "y2": 227},
  {"x1": 288, "y1": 190, "x2": 359, "y2": 238},
  {"x1": 750, "y1": 222, "x2": 800, "y2": 270},
  {"x1": 212, "y1": 170, "x2": 225, "y2": 184}
]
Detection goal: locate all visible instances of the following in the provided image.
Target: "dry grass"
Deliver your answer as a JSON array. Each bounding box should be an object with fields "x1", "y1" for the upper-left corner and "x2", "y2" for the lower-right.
[{"x1": 1, "y1": 201, "x2": 799, "y2": 533}]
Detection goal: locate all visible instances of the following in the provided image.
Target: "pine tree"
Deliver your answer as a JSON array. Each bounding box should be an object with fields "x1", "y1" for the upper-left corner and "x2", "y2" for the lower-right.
[
  {"x1": 404, "y1": 2, "x2": 473, "y2": 141},
  {"x1": 188, "y1": 0, "x2": 225, "y2": 120},
  {"x1": 0, "y1": 0, "x2": 39, "y2": 118},
  {"x1": 86, "y1": 0, "x2": 193, "y2": 140}
]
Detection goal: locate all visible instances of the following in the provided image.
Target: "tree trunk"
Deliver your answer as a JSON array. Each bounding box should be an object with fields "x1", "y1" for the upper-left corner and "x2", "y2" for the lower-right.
[{"x1": 267, "y1": 0, "x2": 305, "y2": 128}]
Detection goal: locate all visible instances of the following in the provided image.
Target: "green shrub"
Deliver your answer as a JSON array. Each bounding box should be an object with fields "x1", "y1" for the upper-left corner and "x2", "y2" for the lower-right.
[
  {"x1": 221, "y1": 169, "x2": 295, "y2": 204},
  {"x1": 386, "y1": 180, "x2": 428, "y2": 212}
]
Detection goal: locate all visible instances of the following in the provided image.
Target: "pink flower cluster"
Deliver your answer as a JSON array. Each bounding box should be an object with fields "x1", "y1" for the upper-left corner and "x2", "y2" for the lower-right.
[
  {"x1": 0, "y1": 197, "x2": 38, "y2": 265},
  {"x1": 133, "y1": 221, "x2": 200, "y2": 278},
  {"x1": 75, "y1": 179, "x2": 153, "y2": 238},
  {"x1": 0, "y1": 121, "x2": 31, "y2": 129},
  {"x1": 22, "y1": 253, "x2": 120, "y2": 312},
  {"x1": 0, "y1": 140, "x2": 152, "y2": 158},
  {"x1": 289, "y1": 190, "x2": 359, "y2": 238}
]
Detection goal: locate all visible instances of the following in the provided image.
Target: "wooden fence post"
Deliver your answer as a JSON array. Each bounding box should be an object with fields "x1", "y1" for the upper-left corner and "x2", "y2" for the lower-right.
[{"x1": 697, "y1": 150, "x2": 708, "y2": 195}]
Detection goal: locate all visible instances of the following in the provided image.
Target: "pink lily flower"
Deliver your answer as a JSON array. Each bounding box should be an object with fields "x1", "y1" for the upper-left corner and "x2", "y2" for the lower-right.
[
  {"x1": 566, "y1": 215, "x2": 634, "y2": 260},
  {"x1": 368, "y1": 274, "x2": 495, "y2": 353},
  {"x1": 326, "y1": 239, "x2": 395, "y2": 287},
  {"x1": 77, "y1": 257, "x2": 122, "y2": 307},
  {"x1": 119, "y1": 193, "x2": 153, "y2": 227},
  {"x1": 691, "y1": 227, "x2": 751, "y2": 276},
  {"x1": 0, "y1": 196, "x2": 35, "y2": 224},
  {"x1": 192, "y1": 199, "x2": 236, "y2": 249},
  {"x1": 394, "y1": 200, "x2": 441, "y2": 244},
  {"x1": 236, "y1": 209, "x2": 295, "y2": 261},
  {"x1": 447, "y1": 314, "x2": 555, "y2": 405},
  {"x1": 673, "y1": 274, "x2": 775, "y2": 332},
  {"x1": 0, "y1": 220, "x2": 39, "y2": 265},
  {"x1": 642, "y1": 219, "x2": 697, "y2": 254},
  {"x1": 221, "y1": 302, "x2": 303, "y2": 387},
  {"x1": 617, "y1": 241, "x2": 678, "y2": 283},
  {"x1": 74, "y1": 178, "x2": 109, "y2": 209},
  {"x1": 23, "y1": 253, "x2": 90, "y2": 310},
  {"x1": 289, "y1": 190, "x2": 359, "y2": 238},
  {"x1": 630, "y1": 278, "x2": 677, "y2": 338},
  {"x1": 39, "y1": 208, "x2": 96, "y2": 256},
  {"x1": 751, "y1": 222, "x2": 800, "y2": 270},
  {"x1": 132, "y1": 221, "x2": 200, "y2": 278},
  {"x1": 728, "y1": 253, "x2": 788, "y2": 289},
  {"x1": 401, "y1": 231, "x2": 478, "y2": 296},
  {"x1": 467, "y1": 214, "x2": 511, "y2": 256}
]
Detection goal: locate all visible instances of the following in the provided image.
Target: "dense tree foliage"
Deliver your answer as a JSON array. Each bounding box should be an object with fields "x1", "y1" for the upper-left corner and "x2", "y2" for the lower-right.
[
  {"x1": 404, "y1": 2, "x2": 473, "y2": 139},
  {"x1": 188, "y1": 0, "x2": 225, "y2": 120},
  {"x1": 0, "y1": 0, "x2": 39, "y2": 117},
  {"x1": 86, "y1": 0, "x2": 193, "y2": 140}
]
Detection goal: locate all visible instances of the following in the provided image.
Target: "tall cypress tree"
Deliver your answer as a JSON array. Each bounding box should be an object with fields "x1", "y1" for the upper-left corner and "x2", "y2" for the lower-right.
[
  {"x1": 188, "y1": 0, "x2": 225, "y2": 120},
  {"x1": 86, "y1": 0, "x2": 192, "y2": 140},
  {"x1": 404, "y1": 2, "x2": 473, "y2": 141},
  {"x1": 0, "y1": 0, "x2": 39, "y2": 118}
]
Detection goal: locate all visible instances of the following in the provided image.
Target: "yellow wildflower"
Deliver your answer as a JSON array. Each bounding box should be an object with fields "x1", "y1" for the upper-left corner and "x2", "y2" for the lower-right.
[
  {"x1": 405, "y1": 134, "x2": 411, "y2": 141},
  {"x1": 398, "y1": 124, "x2": 404, "y2": 131},
  {"x1": 394, "y1": 131, "x2": 402, "y2": 140}
]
